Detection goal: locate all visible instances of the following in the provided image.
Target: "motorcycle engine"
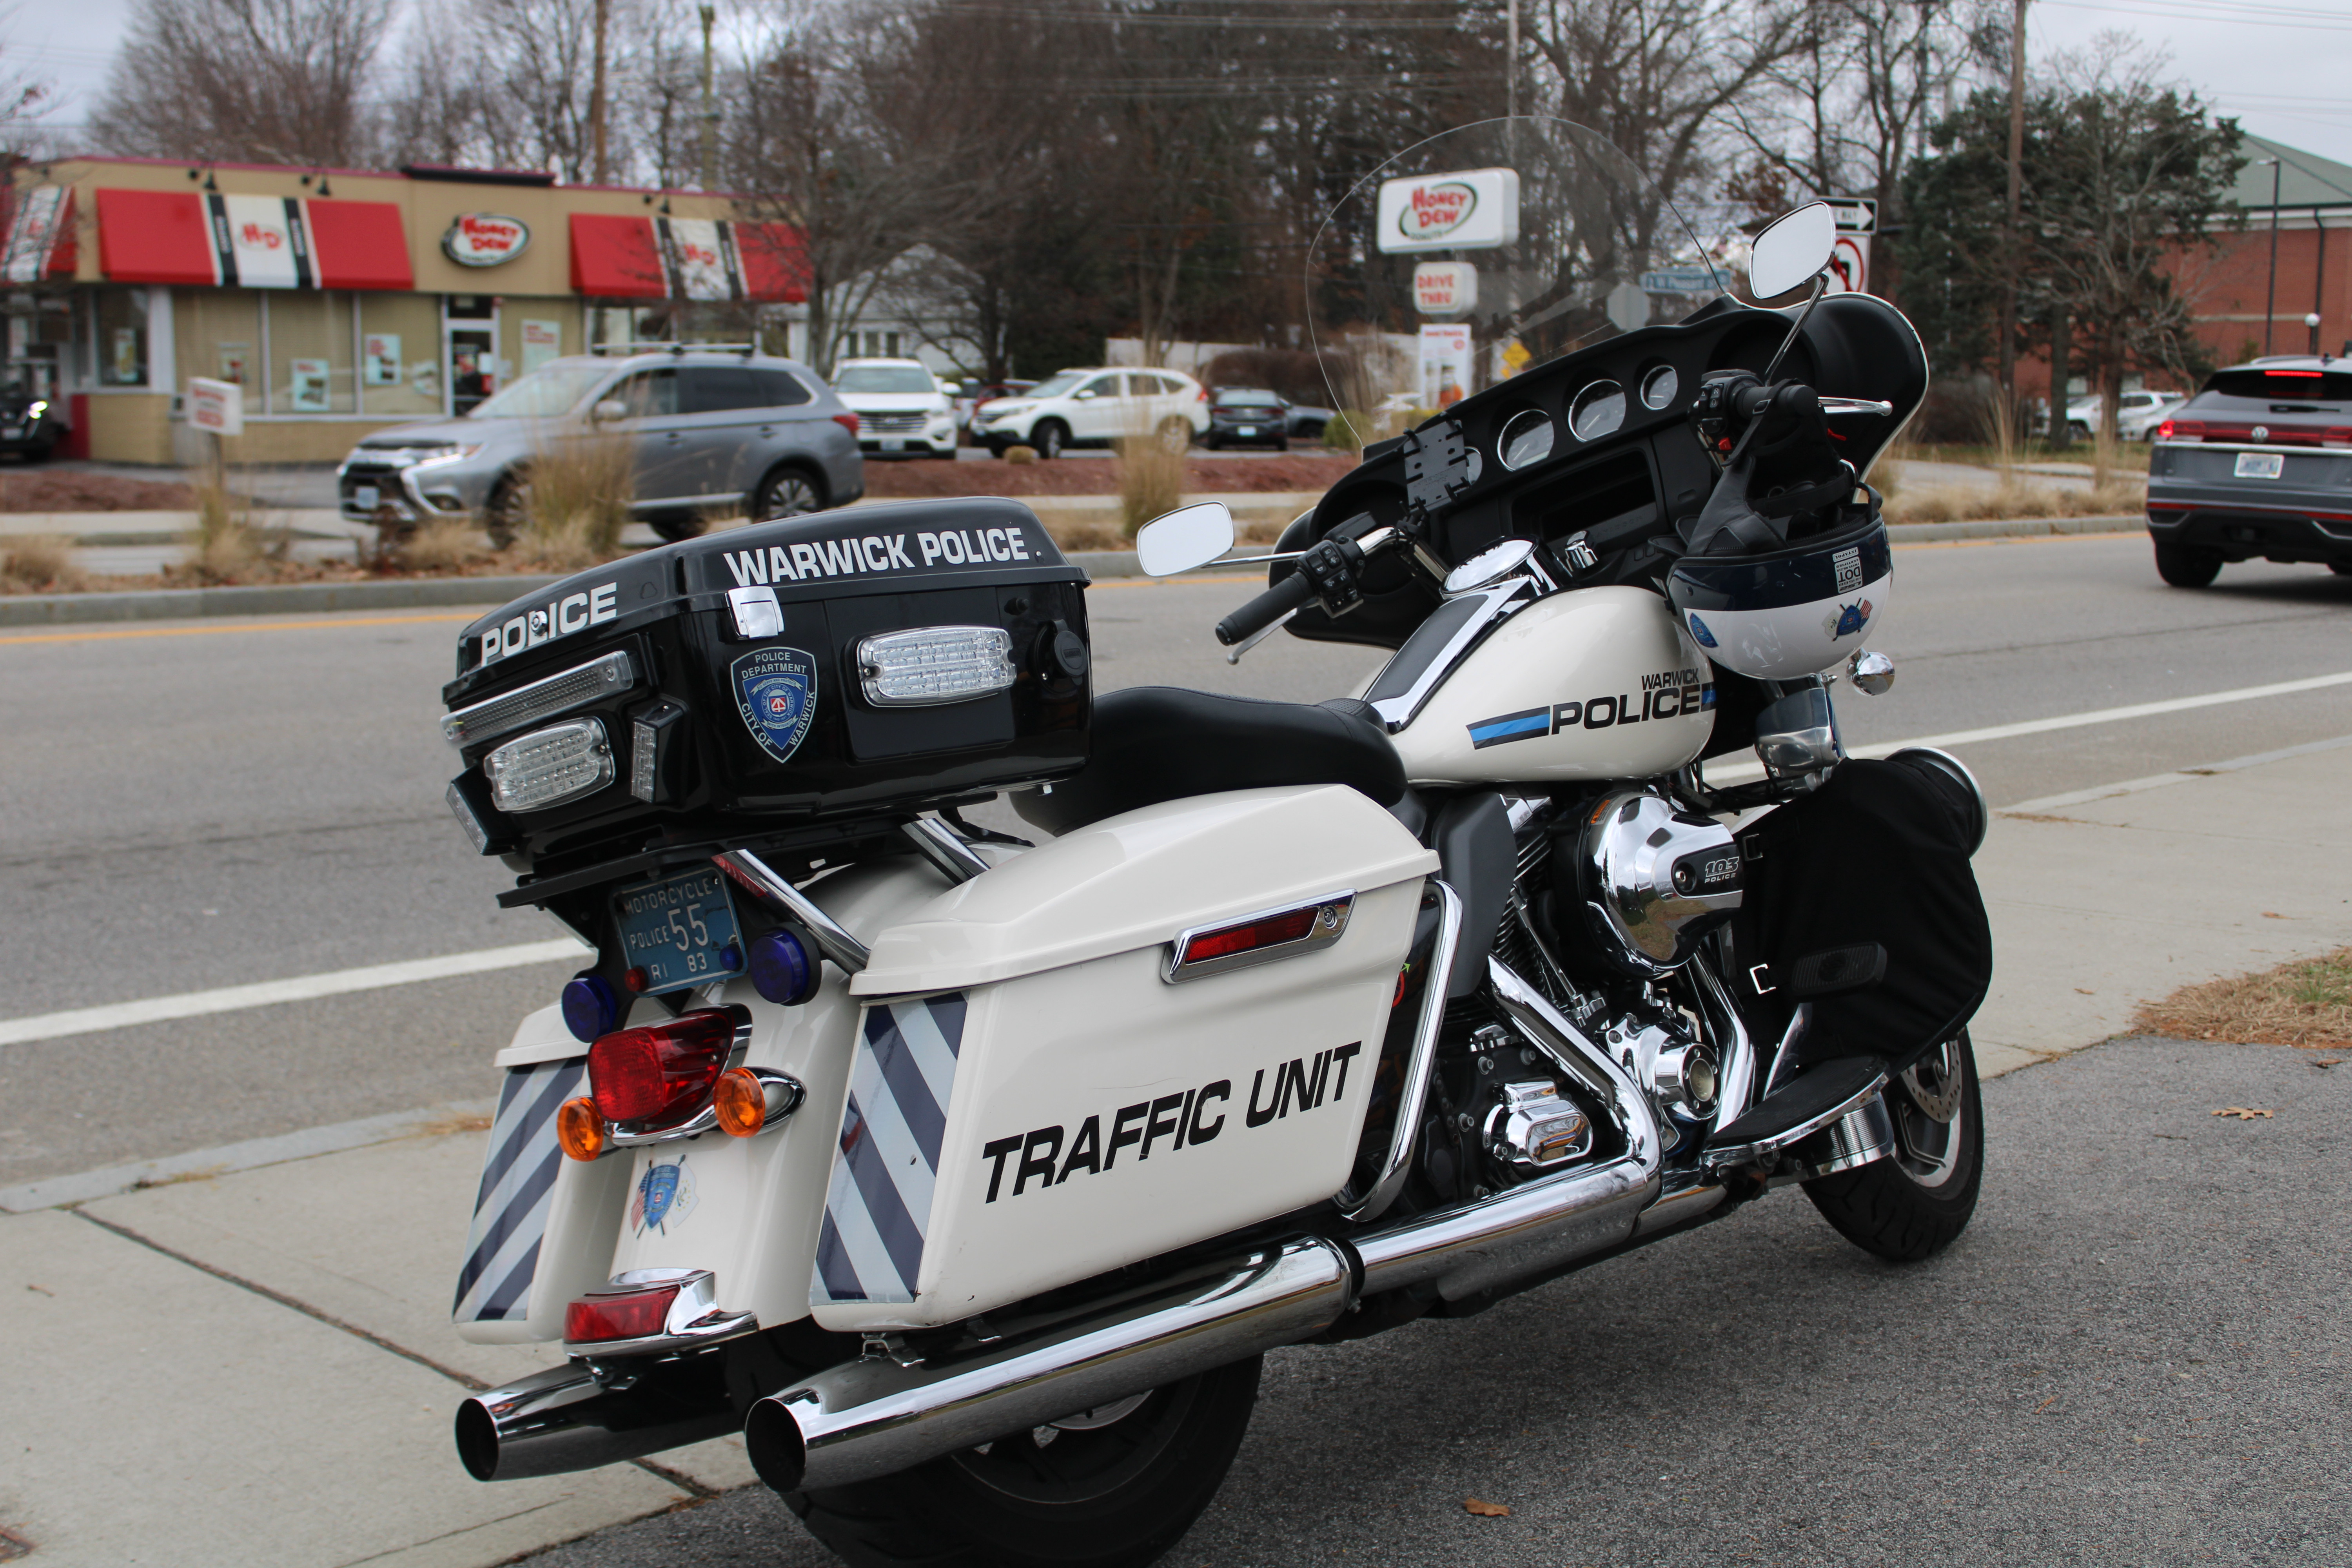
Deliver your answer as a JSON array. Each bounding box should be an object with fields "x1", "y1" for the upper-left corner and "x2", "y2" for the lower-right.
[{"x1": 1565, "y1": 790, "x2": 1742, "y2": 976}]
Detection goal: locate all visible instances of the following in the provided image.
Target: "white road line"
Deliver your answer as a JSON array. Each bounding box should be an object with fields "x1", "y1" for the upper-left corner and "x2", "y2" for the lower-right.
[
  {"x1": 1707, "y1": 668, "x2": 2352, "y2": 784},
  {"x1": 0, "y1": 938, "x2": 591, "y2": 1048}
]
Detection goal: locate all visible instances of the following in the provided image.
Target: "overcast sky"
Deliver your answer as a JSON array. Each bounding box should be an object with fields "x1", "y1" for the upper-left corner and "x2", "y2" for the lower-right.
[{"x1": 8, "y1": 0, "x2": 2347, "y2": 174}]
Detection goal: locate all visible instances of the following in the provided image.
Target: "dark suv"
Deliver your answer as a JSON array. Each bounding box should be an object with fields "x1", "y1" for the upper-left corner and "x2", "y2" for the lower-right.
[
  {"x1": 2145, "y1": 356, "x2": 2352, "y2": 586},
  {"x1": 337, "y1": 347, "x2": 865, "y2": 545}
]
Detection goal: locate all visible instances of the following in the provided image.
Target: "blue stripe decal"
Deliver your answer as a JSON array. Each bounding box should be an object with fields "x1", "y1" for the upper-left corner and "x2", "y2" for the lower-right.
[
  {"x1": 1467, "y1": 707, "x2": 1551, "y2": 748},
  {"x1": 839, "y1": 1094, "x2": 927, "y2": 1292},
  {"x1": 470, "y1": 1061, "x2": 579, "y2": 1213},
  {"x1": 810, "y1": 993, "x2": 966, "y2": 1309},
  {"x1": 870, "y1": 1019, "x2": 947, "y2": 1169},
  {"x1": 477, "y1": 1237, "x2": 543, "y2": 1321},
  {"x1": 814, "y1": 1210, "x2": 866, "y2": 1302},
  {"x1": 927, "y1": 994, "x2": 967, "y2": 1057}
]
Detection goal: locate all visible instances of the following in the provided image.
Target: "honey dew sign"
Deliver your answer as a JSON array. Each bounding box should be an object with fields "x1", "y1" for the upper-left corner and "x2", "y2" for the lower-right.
[
  {"x1": 1376, "y1": 167, "x2": 1521, "y2": 255},
  {"x1": 442, "y1": 213, "x2": 531, "y2": 267}
]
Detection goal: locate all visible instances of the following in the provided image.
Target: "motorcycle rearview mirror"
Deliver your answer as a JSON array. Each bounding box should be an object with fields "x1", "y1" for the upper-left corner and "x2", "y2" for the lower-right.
[
  {"x1": 1747, "y1": 201, "x2": 1837, "y2": 301},
  {"x1": 1135, "y1": 501, "x2": 1236, "y2": 577}
]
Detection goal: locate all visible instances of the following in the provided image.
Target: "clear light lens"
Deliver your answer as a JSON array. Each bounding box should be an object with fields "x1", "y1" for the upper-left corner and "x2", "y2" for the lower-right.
[
  {"x1": 630, "y1": 718, "x2": 658, "y2": 803},
  {"x1": 445, "y1": 780, "x2": 492, "y2": 853},
  {"x1": 443, "y1": 650, "x2": 636, "y2": 748},
  {"x1": 857, "y1": 626, "x2": 1015, "y2": 707},
  {"x1": 485, "y1": 719, "x2": 614, "y2": 811}
]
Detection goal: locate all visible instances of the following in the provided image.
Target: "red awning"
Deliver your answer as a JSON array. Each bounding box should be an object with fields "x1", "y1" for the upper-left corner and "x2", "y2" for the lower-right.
[
  {"x1": 735, "y1": 221, "x2": 808, "y2": 304},
  {"x1": 96, "y1": 189, "x2": 216, "y2": 285},
  {"x1": 571, "y1": 212, "x2": 808, "y2": 302},
  {"x1": 96, "y1": 189, "x2": 409, "y2": 289},
  {"x1": 570, "y1": 213, "x2": 668, "y2": 299},
  {"x1": 308, "y1": 199, "x2": 412, "y2": 289}
]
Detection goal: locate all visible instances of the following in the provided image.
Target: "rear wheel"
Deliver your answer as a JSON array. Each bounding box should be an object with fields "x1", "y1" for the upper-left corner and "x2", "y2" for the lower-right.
[
  {"x1": 2154, "y1": 541, "x2": 2223, "y2": 588},
  {"x1": 1033, "y1": 420, "x2": 1067, "y2": 461},
  {"x1": 1804, "y1": 1033, "x2": 1982, "y2": 1262},
  {"x1": 752, "y1": 466, "x2": 824, "y2": 521},
  {"x1": 788, "y1": 1358, "x2": 1262, "y2": 1568}
]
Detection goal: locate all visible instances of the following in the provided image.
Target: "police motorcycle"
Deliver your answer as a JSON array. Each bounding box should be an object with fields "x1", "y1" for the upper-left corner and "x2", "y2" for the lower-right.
[{"x1": 439, "y1": 117, "x2": 1989, "y2": 1567}]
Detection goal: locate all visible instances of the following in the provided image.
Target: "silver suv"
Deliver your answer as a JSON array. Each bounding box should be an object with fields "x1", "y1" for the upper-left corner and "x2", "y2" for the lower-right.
[{"x1": 337, "y1": 347, "x2": 865, "y2": 544}]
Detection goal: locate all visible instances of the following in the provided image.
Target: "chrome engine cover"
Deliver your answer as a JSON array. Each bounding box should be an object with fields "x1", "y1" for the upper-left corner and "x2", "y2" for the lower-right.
[{"x1": 1575, "y1": 791, "x2": 1742, "y2": 976}]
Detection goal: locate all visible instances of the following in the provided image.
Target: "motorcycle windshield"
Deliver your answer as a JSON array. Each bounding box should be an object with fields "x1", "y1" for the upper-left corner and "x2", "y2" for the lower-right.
[{"x1": 1307, "y1": 117, "x2": 1722, "y2": 445}]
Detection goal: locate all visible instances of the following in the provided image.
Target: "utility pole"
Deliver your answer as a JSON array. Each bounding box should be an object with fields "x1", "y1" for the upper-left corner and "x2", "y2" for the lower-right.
[
  {"x1": 699, "y1": 5, "x2": 719, "y2": 191},
  {"x1": 1996, "y1": 0, "x2": 2026, "y2": 416},
  {"x1": 2259, "y1": 157, "x2": 2281, "y2": 356},
  {"x1": 1506, "y1": 0, "x2": 1517, "y2": 122},
  {"x1": 589, "y1": 0, "x2": 612, "y2": 184}
]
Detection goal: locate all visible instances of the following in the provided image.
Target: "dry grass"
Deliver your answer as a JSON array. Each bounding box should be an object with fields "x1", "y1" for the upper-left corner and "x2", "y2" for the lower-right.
[
  {"x1": 2134, "y1": 947, "x2": 2352, "y2": 1049},
  {"x1": 1046, "y1": 520, "x2": 1127, "y2": 552},
  {"x1": 175, "y1": 478, "x2": 298, "y2": 585},
  {"x1": 1114, "y1": 430, "x2": 1187, "y2": 537},
  {"x1": 1004, "y1": 445, "x2": 1038, "y2": 466},
  {"x1": 0, "y1": 533, "x2": 85, "y2": 593},
  {"x1": 521, "y1": 426, "x2": 634, "y2": 563},
  {"x1": 1886, "y1": 477, "x2": 2145, "y2": 526},
  {"x1": 399, "y1": 517, "x2": 490, "y2": 573}
]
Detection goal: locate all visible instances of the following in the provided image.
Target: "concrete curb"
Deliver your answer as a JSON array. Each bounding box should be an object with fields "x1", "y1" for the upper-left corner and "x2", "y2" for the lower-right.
[{"x1": 2, "y1": 516, "x2": 2150, "y2": 626}]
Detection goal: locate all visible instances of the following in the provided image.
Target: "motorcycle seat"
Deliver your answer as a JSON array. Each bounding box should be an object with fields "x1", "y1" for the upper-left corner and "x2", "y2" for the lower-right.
[{"x1": 1011, "y1": 685, "x2": 1407, "y2": 836}]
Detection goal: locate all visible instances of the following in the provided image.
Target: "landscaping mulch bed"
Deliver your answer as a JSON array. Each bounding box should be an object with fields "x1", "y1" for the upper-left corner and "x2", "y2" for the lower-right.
[
  {"x1": 0, "y1": 470, "x2": 204, "y2": 511},
  {"x1": 860, "y1": 452, "x2": 1356, "y2": 498}
]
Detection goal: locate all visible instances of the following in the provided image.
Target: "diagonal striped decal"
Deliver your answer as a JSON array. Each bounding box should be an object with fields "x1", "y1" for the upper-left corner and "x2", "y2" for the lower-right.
[
  {"x1": 453, "y1": 1057, "x2": 583, "y2": 1322},
  {"x1": 811, "y1": 993, "x2": 965, "y2": 1307}
]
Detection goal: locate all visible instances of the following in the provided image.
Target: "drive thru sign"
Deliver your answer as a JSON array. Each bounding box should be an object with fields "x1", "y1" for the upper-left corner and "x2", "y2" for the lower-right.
[{"x1": 187, "y1": 377, "x2": 244, "y2": 437}]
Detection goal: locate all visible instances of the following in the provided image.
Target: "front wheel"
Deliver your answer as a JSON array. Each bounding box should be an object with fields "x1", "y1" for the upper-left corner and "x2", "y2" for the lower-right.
[
  {"x1": 484, "y1": 473, "x2": 529, "y2": 550},
  {"x1": 1803, "y1": 1032, "x2": 1982, "y2": 1262},
  {"x1": 1032, "y1": 420, "x2": 1067, "y2": 461},
  {"x1": 788, "y1": 1358, "x2": 1262, "y2": 1568},
  {"x1": 2154, "y1": 541, "x2": 2223, "y2": 588}
]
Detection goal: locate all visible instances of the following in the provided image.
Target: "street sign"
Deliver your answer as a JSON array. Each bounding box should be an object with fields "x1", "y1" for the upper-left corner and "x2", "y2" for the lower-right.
[
  {"x1": 1827, "y1": 233, "x2": 1871, "y2": 296},
  {"x1": 187, "y1": 376, "x2": 244, "y2": 438},
  {"x1": 1377, "y1": 168, "x2": 1521, "y2": 254},
  {"x1": 1413, "y1": 261, "x2": 1478, "y2": 316},
  {"x1": 1641, "y1": 267, "x2": 1719, "y2": 295},
  {"x1": 1828, "y1": 198, "x2": 1877, "y2": 234}
]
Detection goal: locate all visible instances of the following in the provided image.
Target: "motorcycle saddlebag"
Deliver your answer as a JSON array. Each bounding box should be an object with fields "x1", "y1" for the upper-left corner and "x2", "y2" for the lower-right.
[
  {"x1": 810, "y1": 783, "x2": 1439, "y2": 1332},
  {"x1": 1731, "y1": 755, "x2": 1992, "y2": 1069}
]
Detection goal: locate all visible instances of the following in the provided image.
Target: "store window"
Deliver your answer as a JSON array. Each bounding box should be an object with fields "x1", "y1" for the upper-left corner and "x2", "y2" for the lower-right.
[
  {"x1": 266, "y1": 291, "x2": 357, "y2": 414},
  {"x1": 357, "y1": 293, "x2": 445, "y2": 417},
  {"x1": 176, "y1": 288, "x2": 264, "y2": 412},
  {"x1": 856, "y1": 329, "x2": 902, "y2": 358},
  {"x1": 94, "y1": 289, "x2": 152, "y2": 387}
]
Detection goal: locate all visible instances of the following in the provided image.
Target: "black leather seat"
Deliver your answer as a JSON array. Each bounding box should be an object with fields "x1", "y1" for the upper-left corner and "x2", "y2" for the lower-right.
[{"x1": 1013, "y1": 686, "x2": 1408, "y2": 836}]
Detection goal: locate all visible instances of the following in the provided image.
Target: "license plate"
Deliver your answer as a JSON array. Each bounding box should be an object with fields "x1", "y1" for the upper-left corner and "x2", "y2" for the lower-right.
[
  {"x1": 1236, "y1": 426, "x2": 1257, "y2": 437},
  {"x1": 881, "y1": 437, "x2": 904, "y2": 452},
  {"x1": 355, "y1": 485, "x2": 379, "y2": 508},
  {"x1": 2235, "y1": 451, "x2": 2284, "y2": 479},
  {"x1": 1, "y1": 427, "x2": 20, "y2": 440},
  {"x1": 613, "y1": 867, "x2": 745, "y2": 993}
]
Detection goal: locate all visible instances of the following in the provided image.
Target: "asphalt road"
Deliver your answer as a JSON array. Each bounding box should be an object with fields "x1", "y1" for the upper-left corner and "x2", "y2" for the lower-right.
[
  {"x1": 2, "y1": 532, "x2": 2348, "y2": 1188},
  {"x1": 520, "y1": 1035, "x2": 2352, "y2": 1568}
]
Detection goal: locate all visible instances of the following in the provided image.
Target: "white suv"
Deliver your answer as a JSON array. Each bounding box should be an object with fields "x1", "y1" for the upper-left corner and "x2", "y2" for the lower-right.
[
  {"x1": 832, "y1": 358, "x2": 958, "y2": 457},
  {"x1": 974, "y1": 368, "x2": 1209, "y2": 459}
]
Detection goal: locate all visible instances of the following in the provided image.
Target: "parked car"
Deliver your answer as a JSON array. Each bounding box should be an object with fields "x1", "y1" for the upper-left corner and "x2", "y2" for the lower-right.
[
  {"x1": 0, "y1": 361, "x2": 67, "y2": 461},
  {"x1": 833, "y1": 358, "x2": 958, "y2": 458},
  {"x1": 1204, "y1": 387, "x2": 1289, "y2": 450},
  {"x1": 1283, "y1": 397, "x2": 1335, "y2": 441},
  {"x1": 2143, "y1": 355, "x2": 2352, "y2": 587},
  {"x1": 336, "y1": 347, "x2": 864, "y2": 545},
  {"x1": 952, "y1": 378, "x2": 1035, "y2": 439},
  {"x1": 2063, "y1": 388, "x2": 2184, "y2": 442},
  {"x1": 973, "y1": 367, "x2": 1209, "y2": 458}
]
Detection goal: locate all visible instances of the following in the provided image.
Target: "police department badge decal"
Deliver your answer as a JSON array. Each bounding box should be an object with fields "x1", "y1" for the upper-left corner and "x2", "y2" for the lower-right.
[{"x1": 732, "y1": 646, "x2": 819, "y2": 763}]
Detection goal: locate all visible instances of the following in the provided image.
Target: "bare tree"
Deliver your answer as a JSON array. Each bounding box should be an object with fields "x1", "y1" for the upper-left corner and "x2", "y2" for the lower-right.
[{"x1": 89, "y1": 0, "x2": 395, "y2": 166}]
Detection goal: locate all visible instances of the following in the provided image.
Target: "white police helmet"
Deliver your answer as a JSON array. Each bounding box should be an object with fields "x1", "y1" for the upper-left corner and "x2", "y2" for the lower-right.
[{"x1": 1666, "y1": 514, "x2": 1891, "y2": 681}]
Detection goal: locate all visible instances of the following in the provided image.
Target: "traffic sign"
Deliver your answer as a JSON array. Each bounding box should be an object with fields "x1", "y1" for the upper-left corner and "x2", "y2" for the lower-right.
[
  {"x1": 1640, "y1": 267, "x2": 1719, "y2": 295},
  {"x1": 1828, "y1": 198, "x2": 1877, "y2": 234}
]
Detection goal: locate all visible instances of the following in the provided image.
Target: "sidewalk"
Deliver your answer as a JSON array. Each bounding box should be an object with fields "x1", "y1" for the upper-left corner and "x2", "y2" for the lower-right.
[{"x1": 3, "y1": 744, "x2": 2347, "y2": 1565}]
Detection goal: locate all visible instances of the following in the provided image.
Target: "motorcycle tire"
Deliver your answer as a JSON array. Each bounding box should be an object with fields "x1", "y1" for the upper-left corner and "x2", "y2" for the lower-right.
[
  {"x1": 787, "y1": 1356, "x2": 1262, "y2": 1568},
  {"x1": 1802, "y1": 1031, "x2": 1982, "y2": 1262}
]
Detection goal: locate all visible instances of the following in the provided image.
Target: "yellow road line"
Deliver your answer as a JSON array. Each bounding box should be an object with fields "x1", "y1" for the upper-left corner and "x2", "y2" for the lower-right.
[{"x1": 0, "y1": 611, "x2": 486, "y2": 646}]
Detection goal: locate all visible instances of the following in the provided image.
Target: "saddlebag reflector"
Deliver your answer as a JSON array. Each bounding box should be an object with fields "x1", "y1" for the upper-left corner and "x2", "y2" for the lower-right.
[
  {"x1": 454, "y1": 1058, "x2": 584, "y2": 1324},
  {"x1": 811, "y1": 993, "x2": 967, "y2": 1307}
]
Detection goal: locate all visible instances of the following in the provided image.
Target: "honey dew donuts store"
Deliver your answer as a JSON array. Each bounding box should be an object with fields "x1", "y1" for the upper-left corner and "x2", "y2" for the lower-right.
[{"x1": 0, "y1": 157, "x2": 809, "y2": 465}]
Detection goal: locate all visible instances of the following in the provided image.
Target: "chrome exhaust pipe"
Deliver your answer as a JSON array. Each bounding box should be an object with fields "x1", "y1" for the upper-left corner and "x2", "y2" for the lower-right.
[
  {"x1": 1350, "y1": 958, "x2": 1664, "y2": 1302},
  {"x1": 746, "y1": 1235, "x2": 1350, "y2": 1493},
  {"x1": 456, "y1": 1361, "x2": 739, "y2": 1482}
]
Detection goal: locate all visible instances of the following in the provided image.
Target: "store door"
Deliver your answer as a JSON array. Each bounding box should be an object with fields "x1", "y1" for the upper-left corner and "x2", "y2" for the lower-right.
[{"x1": 444, "y1": 296, "x2": 500, "y2": 416}]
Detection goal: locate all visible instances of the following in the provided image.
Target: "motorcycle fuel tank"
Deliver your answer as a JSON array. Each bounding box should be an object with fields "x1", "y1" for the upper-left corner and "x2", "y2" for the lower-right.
[{"x1": 1388, "y1": 585, "x2": 1716, "y2": 786}]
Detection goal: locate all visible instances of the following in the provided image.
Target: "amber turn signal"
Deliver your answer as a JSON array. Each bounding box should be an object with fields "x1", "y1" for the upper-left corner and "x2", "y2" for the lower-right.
[
  {"x1": 556, "y1": 1096, "x2": 608, "y2": 1161},
  {"x1": 713, "y1": 1067, "x2": 766, "y2": 1138}
]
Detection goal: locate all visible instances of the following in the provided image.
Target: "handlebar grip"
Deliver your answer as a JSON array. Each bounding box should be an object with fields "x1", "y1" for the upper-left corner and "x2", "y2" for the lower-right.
[{"x1": 1215, "y1": 569, "x2": 1319, "y2": 646}]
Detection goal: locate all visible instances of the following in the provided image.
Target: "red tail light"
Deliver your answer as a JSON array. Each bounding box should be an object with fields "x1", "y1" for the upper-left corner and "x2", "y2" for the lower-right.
[
  {"x1": 2156, "y1": 419, "x2": 2175, "y2": 440},
  {"x1": 1188, "y1": 907, "x2": 1319, "y2": 963},
  {"x1": 833, "y1": 411, "x2": 861, "y2": 435},
  {"x1": 588, "y1": 1009, "x2": 736, "y2": 1126},
  {"x1": 565, "y1": 1282, "x2": 679, "y2": 1343},
  {"x1": 1197, "y1": 386, "x2": 1209, "y2": 401},
  {"x1": 2163, "y1": 419, "x2": 2207, "y2": 441}
]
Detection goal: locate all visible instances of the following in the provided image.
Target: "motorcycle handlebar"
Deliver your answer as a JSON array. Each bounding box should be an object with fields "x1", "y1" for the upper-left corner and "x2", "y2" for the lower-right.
[{"x1": 1215, "y1": 569, "x2": 1319, "y2": 646}]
